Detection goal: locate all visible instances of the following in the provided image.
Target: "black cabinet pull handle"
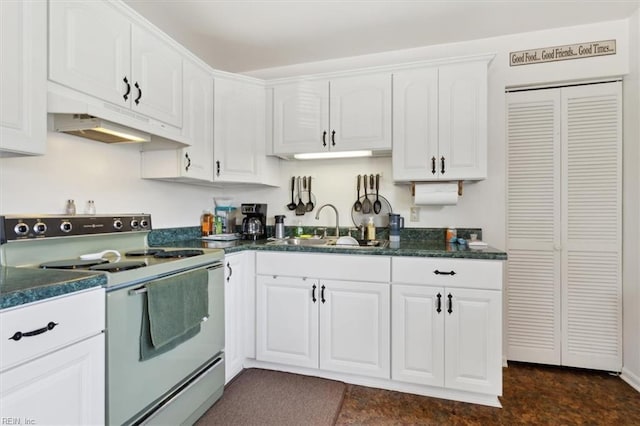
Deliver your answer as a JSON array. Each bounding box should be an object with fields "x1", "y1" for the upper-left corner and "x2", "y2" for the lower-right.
[
  {"x1": 216, "y1": 161, "x2": 221, "y2": 177},
  {"x1": 322, "y1": 131, "x2": 327, "y2": 147},
  {"x1": 441, "y1": 156, "x2": 446, "y2": 174},
  {"x1": 431, "y1": 156, "x2": 436, "y2": 175},
  {"x1": 226, "y1": 262, "x2": 232, "y2": 282},
  {"x1": 134, "y1": 82, "x2": 142, "y2": 105},
  {"x1": 436, "y1": 293, "x2": 442, "y2": 313},
  {"x1": 321, "y1": 285, "x2": 326, "y2": 304},
  {"x1": 312, "y1": 284, "x2": 317, "y2": 303},
  {"x1": 447, "y1": 293, "x2": 453, "y2": 314},
  {"x1": 185, "y1": 153, "x2": 191, "y2": 172},
  {"x1": 9, "y1": 322, "x2": 59, "y2": 341},
  {"x1": 331, "y1": 130, "x2": 336, "y2": 146},
  {"x1": 123, "y1": 77, "x2": 131, "y2": 101},
  {"x1": 434, "y1": 270, "x2": 456, "y2": 276}
]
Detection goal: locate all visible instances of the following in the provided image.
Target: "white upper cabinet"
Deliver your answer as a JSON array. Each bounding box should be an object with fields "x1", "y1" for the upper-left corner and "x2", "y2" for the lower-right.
[
  {"x1": 0, "y1": 0, "x2": 46, "y2": 156},
  {"x1": 272, "y1": 73, "x2": 392, "y2": 156},
  {"x1": 393, "y1": 59, "x2": 489, "y2": 181},
  {"x1": 49, "y1": 0, "x2": 182, "y2": 127},
  {"x1": 213, "y1": 77, "x2": 266, "y2": 183},
  {"x1": 180, "y1": 60, "x2": 214, "y2": 181}
]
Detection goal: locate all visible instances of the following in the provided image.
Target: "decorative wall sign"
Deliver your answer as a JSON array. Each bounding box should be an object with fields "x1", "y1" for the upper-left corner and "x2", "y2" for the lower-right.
[{"x1": 510, "y1": 40, "x2": 616, "y2": 66}]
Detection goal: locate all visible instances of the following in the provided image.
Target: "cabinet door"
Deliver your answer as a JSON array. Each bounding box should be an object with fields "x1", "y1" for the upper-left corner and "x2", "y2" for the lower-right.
[
  {"x1": 438, "y1": 61, "x2": 487, "y2": 180},
  {"x1": 445, "y1": 288, "x2": 501, "y2": 395},
  {"x1": 319, "y1": 280, "x2": 390, "y2": 379},
  {"x1": 181, "y1": 60, "x2": 213, "y2": 181},
  {"x1": 0, "y1": 0, "x2": 46, "y2": 156},
  {"x1": 131, "y1": 25, "x2": 182, "y2": 127},
  {"x1": 225, "y1": 253, "x2": 245, "y2": 383},
  {"x1": 49, "y1": 0, "x2": 131, "y2": 107},
  {"x1": 391, "y1": 284, "x2": 444, "y2": 387},
  {"x1": 272, "y1": 81, "x2": 328, "y2": 155},
  {"x1": 214, "y1": 78, "x2": 265, "y2": 182},
  {"x1": 330, "y1": 73, "x2": 392, "y2": 152},
  {"x1": 256, "y1": 275, "x2": 319, "y2": 369},
  {"x1": 0, "y1": 334, "x2": 105, "y2": 425},
  {"x1": 392, "y1": 67, "x2": 439, "y2": 181}
]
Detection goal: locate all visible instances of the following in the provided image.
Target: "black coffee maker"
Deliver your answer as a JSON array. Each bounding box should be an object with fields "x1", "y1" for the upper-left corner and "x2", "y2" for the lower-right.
[{"x1": 241, "y1": 203, "x2": 267, "y2": 240}]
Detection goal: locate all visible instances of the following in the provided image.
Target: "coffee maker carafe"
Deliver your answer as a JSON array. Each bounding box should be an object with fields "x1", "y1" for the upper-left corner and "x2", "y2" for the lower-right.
[{"x1": 241, "y1": 203, "x2": 267, "y2": 240}]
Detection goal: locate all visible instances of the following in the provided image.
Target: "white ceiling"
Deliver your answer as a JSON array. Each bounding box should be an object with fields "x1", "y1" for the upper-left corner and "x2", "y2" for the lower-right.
[{"x1": 123, "y1": 0, "x2": 640, "y2": 73}]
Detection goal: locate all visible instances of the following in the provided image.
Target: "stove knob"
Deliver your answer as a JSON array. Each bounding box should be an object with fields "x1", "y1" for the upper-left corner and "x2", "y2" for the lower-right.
[
  {"x1": 14, "y1": 222, "x2": 29, "y2": 236},
  {"x1": 113, "y1": 219, "x2": 123, "y2": 230},
  {"x1": 60, "y1": 221, "x2": 72, "y2": 233},
  {"x1": 140, "y1": 219, "x2": 149, "y2": 229},
  {"x1": 130, "y1": 219, "x2": 139, "y2": 229},
  {"x1": 33, "y1": 222, "x2": 47, "y2": 235}
]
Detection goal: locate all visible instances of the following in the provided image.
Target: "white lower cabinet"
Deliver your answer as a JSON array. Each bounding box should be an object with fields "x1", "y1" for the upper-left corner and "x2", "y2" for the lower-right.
[
  {"x1": 224, "y1": 252, "x2": 247, "y2": 383},
  {"x1": 0, "y1": 288, "x2": 105, "y2": 424},
  {"x1": 256, "y1": 252, "x2": 391, "y2": 379},
  {"x1": 391, "y1": 257, "x2": 503, "y2": 396}
]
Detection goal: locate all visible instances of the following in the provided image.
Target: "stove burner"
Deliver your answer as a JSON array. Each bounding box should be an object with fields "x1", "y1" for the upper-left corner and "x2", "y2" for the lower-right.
[
  {"x1": 40, "y1": 258, "x2": 109, "y2": 269},
  {"x1": 89, "y1": 261, "x2": 147, "y2": 272},
  {"x1": 125, "y1": 248, "x2": 165, "y2": 257},
  {"x1": 154, "y1": 249, "x2": 204, "y2": 259}
]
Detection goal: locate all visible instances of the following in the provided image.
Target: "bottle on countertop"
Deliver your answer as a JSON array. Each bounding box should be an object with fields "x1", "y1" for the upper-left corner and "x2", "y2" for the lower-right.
[
  {"x1": 275, "y1": 215, "x2": 286, "y2": 239},
  {"x1": 201, "y1": 210, "x2": 213, "y2": 236},
  {"x1": 65, "y1": 199, "x2": 76, "y2": 215},
  {"x1": 366, "y1": 217, "x2": 376, "y2": 240}
]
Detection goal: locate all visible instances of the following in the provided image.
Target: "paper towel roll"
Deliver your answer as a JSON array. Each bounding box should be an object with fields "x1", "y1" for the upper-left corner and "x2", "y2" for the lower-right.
[{"x1": 413, "y1": 183, "x2": 459, "y2": 205}]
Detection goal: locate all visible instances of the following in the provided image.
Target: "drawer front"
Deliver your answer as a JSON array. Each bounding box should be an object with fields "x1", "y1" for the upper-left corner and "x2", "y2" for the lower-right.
[
  {"x1": 392, "y1": 257, "x2": 502, "y2": 290},
  {"x1": 256, "y1": 252, "x2": 391, "y2": 283},
  {"x1": 1, "y1": 288, "x2": 105, "y2": 372}
]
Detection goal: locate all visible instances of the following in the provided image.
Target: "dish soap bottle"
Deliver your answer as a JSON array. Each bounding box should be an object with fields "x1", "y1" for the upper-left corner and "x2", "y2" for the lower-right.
[
  {"x1": 201, "y1": 210, "x2": 213, "y2": 236},
  {"x1": 366, "y1": 217, "x2": 376, "y2": 240}
]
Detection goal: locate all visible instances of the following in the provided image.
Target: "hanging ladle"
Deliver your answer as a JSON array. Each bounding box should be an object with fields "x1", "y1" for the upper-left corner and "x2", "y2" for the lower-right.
[
  {"x1": 287, "y1": 176, "x2": 297, "y2": 210},
  {"x1": 353, "y1": 175, "x2": 362, "y2": 212},
  {"x1": 373, "y1": 174, "x2": 382, "y2": 214},
  {"x1": 306, "y1": 176, "x2": 315, "y2": 212}
]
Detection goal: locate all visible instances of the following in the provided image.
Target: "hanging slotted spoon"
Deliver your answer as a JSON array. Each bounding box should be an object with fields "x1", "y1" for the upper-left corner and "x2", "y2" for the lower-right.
[
  {"x1": 287, "y1": 176, "x2": 297, "y2": 210},
  {"x1": 306, "y1": 176, "x2": 314, "y2": 212},
  {"x1": 362, "y1": 174, "x2": 372, "y2": 214},
  {"x1": 295, "y1": 176, "x2": 306, "y2": 215}
]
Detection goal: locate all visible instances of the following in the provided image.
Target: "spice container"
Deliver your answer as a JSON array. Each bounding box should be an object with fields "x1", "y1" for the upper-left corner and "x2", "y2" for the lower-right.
[
  {"x1": 65, "y1": 199, "x2": 76, "y2": 215},
  {"x1": 201, "y1": 210, "x2": 213, "y2": 236},
  {"x1": 446, "y1": 227, "x2": 457, "y2": 243}
]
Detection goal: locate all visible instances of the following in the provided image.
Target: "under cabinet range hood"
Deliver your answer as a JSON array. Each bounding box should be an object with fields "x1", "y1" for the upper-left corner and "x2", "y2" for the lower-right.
[{"x1": 54, "y1": 114, "x2": 151, "y2": 144}]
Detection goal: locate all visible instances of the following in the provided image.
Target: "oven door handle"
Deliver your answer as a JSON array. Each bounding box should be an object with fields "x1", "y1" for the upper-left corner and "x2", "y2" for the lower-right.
[{"x1": 128, "y1": 262, "x2": 223, "y2": 296}]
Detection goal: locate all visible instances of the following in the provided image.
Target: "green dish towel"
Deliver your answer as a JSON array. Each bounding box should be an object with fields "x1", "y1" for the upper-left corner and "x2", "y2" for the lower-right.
[{"x1": 140, "y1": 268, "x2": 209, "y2": 360}]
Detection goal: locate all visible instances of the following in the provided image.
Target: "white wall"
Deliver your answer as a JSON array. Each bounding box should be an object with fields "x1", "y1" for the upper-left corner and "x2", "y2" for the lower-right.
[
  {"x1": 0, "y1": 132, "x2": 226, "y2": 228},
  {"x1": 622, "y1": 8, "x2": 640, "y2": 391}
]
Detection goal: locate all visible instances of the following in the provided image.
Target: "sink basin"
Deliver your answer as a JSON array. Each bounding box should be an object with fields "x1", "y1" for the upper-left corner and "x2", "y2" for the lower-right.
[
  {"x1": 327, "y1": 239, "x2": 389, "y2": 249},
  {"x1": 280, "y1": 237, "x2": 330, "y2": 246},
  {"x1": 267, "y1": 237, "x2": 388, "y2": 249}
]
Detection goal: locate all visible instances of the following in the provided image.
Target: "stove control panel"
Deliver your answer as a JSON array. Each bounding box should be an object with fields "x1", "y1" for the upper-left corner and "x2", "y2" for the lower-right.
[{"x1": 0, "y1": 214, "x2": 152, "y2": 243}]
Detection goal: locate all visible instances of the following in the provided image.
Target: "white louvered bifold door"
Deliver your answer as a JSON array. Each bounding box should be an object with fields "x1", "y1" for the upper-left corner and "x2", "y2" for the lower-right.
[
  {"x1": 506, "y1": 90, "x2": 562, "y2": 364},
  {"x1": 560, "y1": 82, "x2": 622, "y2": 371}
]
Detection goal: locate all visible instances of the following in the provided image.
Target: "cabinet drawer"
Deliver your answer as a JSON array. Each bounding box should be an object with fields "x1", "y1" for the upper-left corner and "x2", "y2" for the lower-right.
[
  {"x1": 256, "y1": 252, "x2": 390, "y2": 283},
  {"x1": 392, "y1": 257, "x2": 502, "y2": 290},
  {"x1": 1, "y1": 288, "x2": 105, "y2": 372}
]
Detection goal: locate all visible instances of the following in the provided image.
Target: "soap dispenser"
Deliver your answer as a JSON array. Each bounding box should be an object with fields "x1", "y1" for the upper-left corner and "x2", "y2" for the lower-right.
[{"x1": 366, "y1": 217, "x2": 376, "y2": 240}]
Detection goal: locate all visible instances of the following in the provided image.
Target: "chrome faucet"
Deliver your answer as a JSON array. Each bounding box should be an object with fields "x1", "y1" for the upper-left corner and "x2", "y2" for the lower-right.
[{"x1": 315, "y1": 204, "x2": 340, "y2": 237}]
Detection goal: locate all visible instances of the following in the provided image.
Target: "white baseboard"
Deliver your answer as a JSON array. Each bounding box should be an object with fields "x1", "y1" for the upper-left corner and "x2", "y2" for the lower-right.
[{"x1": 621, "y1": 367, "x2": 640, "y2": 393}]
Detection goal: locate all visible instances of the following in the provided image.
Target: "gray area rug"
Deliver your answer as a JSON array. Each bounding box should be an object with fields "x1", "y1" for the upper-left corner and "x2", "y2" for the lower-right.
[{"x1": 196, "y1": 368, "x2": 346, "y2": 426}]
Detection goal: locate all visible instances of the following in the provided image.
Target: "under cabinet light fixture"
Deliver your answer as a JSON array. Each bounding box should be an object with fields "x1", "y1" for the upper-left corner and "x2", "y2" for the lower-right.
[
  {"x1": 293, "y1": 150, "x2": 373, "y2": 160},
  {"x1": 54, "y1": 114, "x2": 151, "y2": 144}
]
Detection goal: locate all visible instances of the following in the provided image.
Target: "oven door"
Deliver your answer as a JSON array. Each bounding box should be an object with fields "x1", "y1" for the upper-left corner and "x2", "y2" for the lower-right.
[{"x1": 106, "y1": 262, "x2": 224, "y2": 426}]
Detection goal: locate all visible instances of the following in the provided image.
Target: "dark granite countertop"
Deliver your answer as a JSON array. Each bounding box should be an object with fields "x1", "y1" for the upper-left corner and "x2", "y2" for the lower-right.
[
  {"x1": 0, "y1": 267, "x2": 106, "y2": 310},
  {"x1": 160, "y1": 238, "x2": 507, "y2": 260}
]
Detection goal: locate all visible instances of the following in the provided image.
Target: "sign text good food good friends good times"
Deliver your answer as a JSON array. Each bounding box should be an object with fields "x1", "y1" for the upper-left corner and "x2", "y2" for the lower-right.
[{"x1": 510, "y1": 40, "x2": 616, "y2": 66}]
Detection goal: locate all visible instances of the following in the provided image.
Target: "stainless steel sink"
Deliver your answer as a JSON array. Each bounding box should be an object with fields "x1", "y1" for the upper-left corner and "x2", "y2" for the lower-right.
[{"x1": 268, "y1": 238, "x2": 388, "y2": 249}]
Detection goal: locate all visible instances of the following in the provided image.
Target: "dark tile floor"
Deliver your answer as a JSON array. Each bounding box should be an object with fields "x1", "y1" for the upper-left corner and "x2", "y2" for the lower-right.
[{"x1": 335, "y1": 362, "x2": 640, "y2": 425}]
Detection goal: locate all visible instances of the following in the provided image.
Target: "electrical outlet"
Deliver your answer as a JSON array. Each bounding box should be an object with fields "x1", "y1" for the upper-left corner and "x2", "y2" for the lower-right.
[{"x1": 410, "y1": 207, "x2": 420, "y2": 222}]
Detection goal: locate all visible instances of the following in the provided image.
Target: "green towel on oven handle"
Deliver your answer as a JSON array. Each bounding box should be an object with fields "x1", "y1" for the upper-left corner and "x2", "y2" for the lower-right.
[{"x1": 140, "y1": 268, "x2": 209, "y2": 360}]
